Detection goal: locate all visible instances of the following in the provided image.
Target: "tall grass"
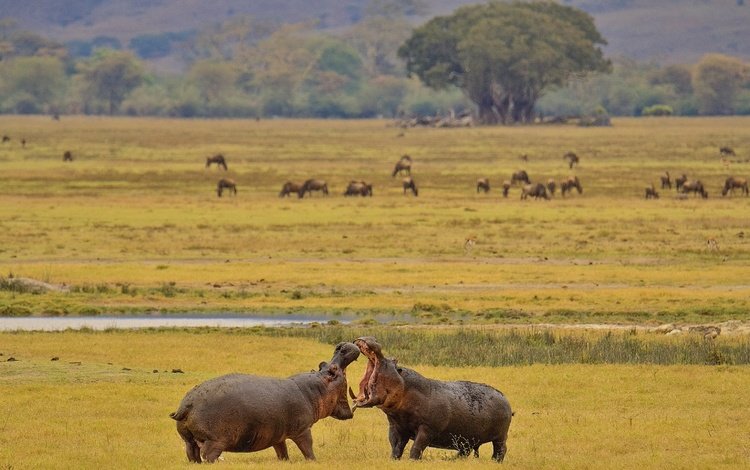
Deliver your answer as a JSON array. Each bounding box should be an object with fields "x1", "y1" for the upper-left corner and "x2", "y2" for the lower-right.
[{"x1": 257, "y1": 325, "x2": 750, "y2": 366}]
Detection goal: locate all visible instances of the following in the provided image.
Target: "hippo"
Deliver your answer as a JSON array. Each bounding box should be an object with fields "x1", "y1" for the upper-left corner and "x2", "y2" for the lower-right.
[
  {"x1": 171, "y1": 342, "x2": 360, "y2": 463},
  {"x1": 351, "y1": 337, "x2": 512, "y2": 461}
]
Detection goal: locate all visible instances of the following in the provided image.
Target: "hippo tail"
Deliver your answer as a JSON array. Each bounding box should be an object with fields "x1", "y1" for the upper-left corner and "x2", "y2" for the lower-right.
[{"x1": 170, "y1": 403, "x2": 192, "y2": 421}]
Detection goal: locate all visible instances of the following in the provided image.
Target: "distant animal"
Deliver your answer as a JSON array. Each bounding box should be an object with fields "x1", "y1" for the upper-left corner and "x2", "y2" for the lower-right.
[
  {"x1": 720, "y1": 146, "x2": 736, "y2": 157},
  {"x1": 721, "y1": 176, "x2": 749, "y2": 196},
  {"x1": 563, "y1": 152, "x2": 579, "y2": 169},
  {"x1": 62, "y1": 151, "x2": 73, "y2": 162},
  {"x1": 511, "y1": 170, "x2": 530, "y2": 185},
  {"x1": 402, "y1": 177, "x2": 418, "y2": 196},
  {"x1": 351, "y1": 337, "x2": 512, "y2": 461},
  {"x1": 521, "y1": 183, "x2": 549, "y2": 200},
  {"x1": 298, "y1": 179, "x2": 329, "y2": 198},
  {"x1": 21, "y1": 138, "x2": 26, "y2": 148},
  {"x1": 502, "y1": 180, "x2": 511, "y2": 198},
  {"x1": 660, "y1": 172, "x2": 672, "y2": 189},
  {"x1": 645, "y1": 184, "x2": 659, "y2": 199},
  {"x1": 680, "y1": 180, "x2": 707, "y2": 198},
  {"x1": 206, "y1": 154, "x2": 228, "y2": 170},
  {"x1": 344, "y1": 180, "x2": 373, "y2": 197},
  {"x1": 464, "y1": 235, "x2": 477, "y2": 254},
  {"x1": 279, "y1": 181, "x2": 303, "y2": 198},
  {"x1": 560, "y1": 176, "x2": 583, "y2": 196},
  {"x1": 546, "y1": 178, "x2": 556, "y2": 196},
  {"x1": 675, "y1": 174, "x2": 688, "y2": 191},
  {"x1": 216, "y1": 178, "x2": 237, "y2": 197},
  {"x1": 519, "y1": 154, "x2": 528, "y2": 162},
  {"x1": 52, "y1": 113, "x2": 60, "y2": 121},
  {"x1": 706, "y1": 237, "x2": 720, "y2": 252},
  {"x1": 1, "y1": 135, "x2": 9, "y2": 143},
  {"x1": 476, "y1": 178, "x2": 490, "y2": 194},
  {"x1": 392, "y1": 155, "x2": 412, "y2": 177},
  {"x1": 171, "y1": 342, "x2": 359, "y2": 463}
]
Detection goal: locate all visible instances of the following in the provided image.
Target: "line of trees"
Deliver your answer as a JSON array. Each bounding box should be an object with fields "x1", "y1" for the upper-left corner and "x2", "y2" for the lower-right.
[{"x1": 0, "y1": 4, "x2": 749, "y2": 121}]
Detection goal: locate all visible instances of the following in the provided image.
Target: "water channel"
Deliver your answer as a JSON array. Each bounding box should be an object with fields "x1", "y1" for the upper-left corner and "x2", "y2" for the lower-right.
[{"x1": 0, "y1": 315, "x2": 342, "y2": 331}]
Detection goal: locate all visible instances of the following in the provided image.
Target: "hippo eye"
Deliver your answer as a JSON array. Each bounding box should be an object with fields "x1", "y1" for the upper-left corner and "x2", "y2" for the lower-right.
[{"x1": 396, "y1": 367, "x2": 403, "y2": 374}]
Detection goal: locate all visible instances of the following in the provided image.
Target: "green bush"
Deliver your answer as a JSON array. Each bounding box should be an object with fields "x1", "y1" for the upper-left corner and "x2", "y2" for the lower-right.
[{"x1": 642, "y1": 104, "x2": 674, "y2": 116}]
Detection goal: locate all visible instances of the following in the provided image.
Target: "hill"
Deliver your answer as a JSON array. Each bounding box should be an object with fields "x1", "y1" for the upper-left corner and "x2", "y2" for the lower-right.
[{"x1": 1, "y1": 0, "x2": 749, "y2": 65}]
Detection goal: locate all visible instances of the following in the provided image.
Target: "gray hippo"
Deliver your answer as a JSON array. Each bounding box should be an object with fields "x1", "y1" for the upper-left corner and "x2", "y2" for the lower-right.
[
  {"x1": 350, "y1": 337, "x2": 512, "y2": 461},
  {"x1": 170, "y1": 342, "x2": 360, "y2": 463}
]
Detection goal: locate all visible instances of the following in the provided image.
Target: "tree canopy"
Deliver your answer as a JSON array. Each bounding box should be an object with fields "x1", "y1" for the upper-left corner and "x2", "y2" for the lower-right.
[{"x1": 398, "y1": 1, "x2": 611, "y2": 124}]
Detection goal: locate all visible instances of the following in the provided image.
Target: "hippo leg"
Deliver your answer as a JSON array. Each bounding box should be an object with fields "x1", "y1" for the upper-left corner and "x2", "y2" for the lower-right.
[
  {"x1": 408, "y1": 425, "x2": 433, "y2": 460},
  {"x1": 273, "y1": 442, "x2": 289, "y2": 460},
  {"x1": 175, "y1": 425, "x2": 202, "y2": 463},
  {"x1": 388, "y1": 425, "x2": 408, "y2": 459},
  {"x1": 492, "y1": 438, "x2": 507, "y2": 462},
  {"x1": 291, "y1": 428, "x2": 316, "y2": 460},
  {"x1": 200, "y1": 440, "x2": 225, "y2": 463}
]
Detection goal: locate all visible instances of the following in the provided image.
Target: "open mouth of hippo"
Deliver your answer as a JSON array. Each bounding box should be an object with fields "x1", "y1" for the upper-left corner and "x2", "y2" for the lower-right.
[{"x1": 350, "y1": 337, "x2": 382, "y2": 408}]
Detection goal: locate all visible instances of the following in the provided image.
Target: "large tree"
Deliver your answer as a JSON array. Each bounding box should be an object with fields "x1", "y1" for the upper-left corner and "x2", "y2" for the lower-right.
[
  {"x1": 692, "y1": 54, "x2": 749, "y2": 115},
  {"x1": 397, "y1": 1, "x2": 611, "y2": 124},
  {"x1": 78, "y1": 50, "x2": 144, "y2": 114}
]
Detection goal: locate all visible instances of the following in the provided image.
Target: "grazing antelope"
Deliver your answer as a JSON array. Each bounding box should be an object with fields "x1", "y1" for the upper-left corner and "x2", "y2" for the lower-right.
[
  {"x1": 344, "y1": 180, "x2": 373, "y2": 197},
  {"x1": 560, "y1": 176, "x2": 583, "y2": 196},
  {"x1": 681, "y1": 180, "x2": 708, "y2": 198},
  {"x1": 721, "y1": 176, "x2": 749, "y2": 196},
  {"x1": 719, "y1": 146, "x2": 735, "y2": 157},
  {"x1": 216, "y1": 178, "x2": 237, "y2": 197},
  {"x1": 521, "y1": 183, "x2": 549, "y2": 200},
  {"x1": 402, "y1": 177, "x2": 418, "y2": 196},
  {"x1": 546, "y1": 178, "x2": 556, "y2": 197},
  {"x1": 675, "y1": 174, "x2": 688, "y2": 191},
  {"x1": 279, "y1": 181, "x2": 302, "y2": 197},
  {"x1": 206, "y1": 154, "x2": 228, "y2": 170},
  {"x1": 645, "y1": 184, "x2": 659, "y2": 199},
  {"x1": 63, "y1": 151, "x2": 73, "y2": 162},
  {"x1": 511, "y1": 170, "x2": 530, "y2": 185},
  {"x1": 392, "y1": 154, "x2": 412, "y2": 177},
  {"x1": 476, "y1": 178, "x2": 490, "y2": 194},
  {"x1": 563, "y1": 152, "x2": 579, "y2": 169},
  {"x1": 660, "y1": 171, "x2": 671, "y2": 189},
  {"x1": 1, "y1": 135, "x2": 9, "y2": 143},
  {"x1": 502, "y1": 180, "x2": 511, "y2": 198},
  {"x1": 298, "y1": 179, "x2": 329, "y2": 198}
]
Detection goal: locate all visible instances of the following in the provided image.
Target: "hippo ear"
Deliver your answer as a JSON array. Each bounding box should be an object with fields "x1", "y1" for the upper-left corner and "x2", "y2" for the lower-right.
[
  {"x1": 319, "y1": 361, "x2": 328, "y2": 371},
  {"x1": 325, "y1": 363, "x2": 340, "y2": 381}
]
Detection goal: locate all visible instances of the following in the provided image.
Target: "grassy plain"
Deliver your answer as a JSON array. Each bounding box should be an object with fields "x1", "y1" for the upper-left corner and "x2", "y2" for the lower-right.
[
  {"x1": 0, "y1": 115, "x2": 749, "y2": 324},
  {"x1": 1, "y1": 328, "x2": 749, "y2": 469}
]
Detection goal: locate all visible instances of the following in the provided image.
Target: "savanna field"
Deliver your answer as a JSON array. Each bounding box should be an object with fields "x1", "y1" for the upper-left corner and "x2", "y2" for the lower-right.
[{"x1": 1, "y1": 116, "x2": 750, "y2": 468}]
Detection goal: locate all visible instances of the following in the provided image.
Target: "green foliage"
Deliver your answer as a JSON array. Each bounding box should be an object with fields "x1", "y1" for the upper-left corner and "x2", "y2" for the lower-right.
[
  {"x1": 693, "y1": 53, "x2": 750, "y2": 115},
  {"x1": 77, "y1": 49, "x2": 145, "y2": 114},
  {"x1": 398, "y1": 1, "x2": 610, "y2": 124},
  {"x1": 642, "y1": 104, "x2": 673, "y2": 116}
]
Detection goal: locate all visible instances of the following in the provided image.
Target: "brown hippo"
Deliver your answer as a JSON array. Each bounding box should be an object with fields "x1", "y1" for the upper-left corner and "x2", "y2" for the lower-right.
[
  {"x1": 171, "y1": 342, "x2": 360, "y2": 463},
  {"x1": 206, "y1": 154, "x2": 228, "y2": 170},
  {"x1": 351, "y1": 337, "x2": 512, "y2": 461},
  {"x1": 476, "y1": 178, "x2": 490, "y2": 194},
  {"x1": 216, "y1": 178, "x2": 237, "y2": 197},
  {"x1": 298, "y1": 179, "x2": 329, "y2": 198},
  {"x1": 279, "y1": 181, "x2": 303, "y2": 197},
  {"x1": 402, "y1": 177, "x2": 418, "y2": 196},
  {"x1": 521, "y1": 183, "x2": 549, "y2": 200},
  {"x1": 721, "y1": 176, "x2": 748, "y2": 196},
  {"x1": 510, "y1": 170, "x2": 530, "y2": 185},
  {"x1": 392, "y1": 155, "x2": 412, "y2": 177},
  {"x1": 63, "y1": 150, "x2": 73, "y2": 162}
]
